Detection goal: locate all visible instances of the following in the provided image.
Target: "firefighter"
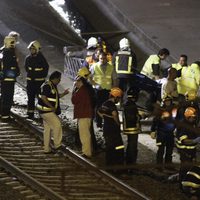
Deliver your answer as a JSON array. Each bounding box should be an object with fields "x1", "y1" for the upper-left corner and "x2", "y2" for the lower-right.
[
  {"x1": 25, "y1": 40, "x2": 49, "y2": 119},
  {"x1": 123, "y1": 87, "x2": 141, "y2": 165},
  {"x1": 91, "y1": 52, "x2": 117, "y2": 129},
  {"x1": 151, "y1": 97, "x2": 176, "y2": 169},
  {"x1": 98, "y1": 87, "x2": 124, "y2": 166},
  {"x1": 112, "y1": 37, "x2": 137, "y2": 94},
  {"x1": 141, "y1": 48, "x2": 170, "y2": 80},
  {"x1": 37, "y1": 71, "x2": 69, "y2": 153},
  {"x1": 0, "y1": 36, "x2": 20, "y2": 120},
  {"x1": 83, "y1": 37, "x2": 99, "y2": 68},
  {"x1": 176, "y1": 107, "x2": 199, "y2": 188},
  {"x1": 181, "y1": 165, "x2": 200, "y2": 199}
]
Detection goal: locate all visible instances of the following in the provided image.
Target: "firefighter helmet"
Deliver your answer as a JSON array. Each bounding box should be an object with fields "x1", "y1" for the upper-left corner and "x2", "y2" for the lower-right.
[
  {"x1": 87, "y1": 37, "x2": 98, "y2": 49},
  {"x1": 185, "y1": 90, "x2": 197, "y2": 101},
  {"x1": 77, "y1": 67, "x2": 90, "y2": 78},
  {"x1": 119, "y1": 38, "x2": 130, "y2": 49},
  {"x1": 27, "y1": 40, "x2": 41, "y2": 52},
  {"x1": 184, "y1": 107, "x2": 197, "y2": 118},
  {"x1": 8, "y1": 31, "x2": 20, "y2": 42},
  {"x1": 110, "y1": 87, "x2": 123, "y2": 98},
  {"x1": 4, "y1": 36, "x2": 16, "y2": 48}
]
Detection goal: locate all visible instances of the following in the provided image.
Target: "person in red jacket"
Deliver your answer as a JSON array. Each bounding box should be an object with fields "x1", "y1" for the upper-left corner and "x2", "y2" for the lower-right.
[{"x1": 71, "y1": 76, "x2": 94, "y2": 158}]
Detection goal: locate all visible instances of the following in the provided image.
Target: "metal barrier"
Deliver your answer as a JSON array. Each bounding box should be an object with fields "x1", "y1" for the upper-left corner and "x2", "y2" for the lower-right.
[{"x1": 64, "y1": 56, "x2": 84, "y2": 80}]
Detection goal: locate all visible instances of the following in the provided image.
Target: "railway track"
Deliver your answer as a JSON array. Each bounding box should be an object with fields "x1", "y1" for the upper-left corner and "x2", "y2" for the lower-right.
[{"x1": 0, "y1": 111, "x2": 150, "y2": 200}]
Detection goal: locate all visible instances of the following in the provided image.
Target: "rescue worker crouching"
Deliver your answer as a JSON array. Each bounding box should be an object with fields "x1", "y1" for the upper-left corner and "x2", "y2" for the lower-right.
[
  {"x1": 37, "y1": 71, "x2": 69, "y2": 153},
  {"x1": 98, "y1": 87, "x2": 124, "y2": 166},
  {"x1": 0, "y1": 36, "x2": 20, "y2": 120},
  {"x1": 25, "y1": 40, "x2": 49, "y2": 119},
  {"x1": 151, "y1": 97, "x2": 176, "y2": 170},
  {"x1": 123, "y1": 87, "x2": 141, "y2": 166},
  {"x1": 141, "y1": 48, "x2": 170, "y2": 80}
]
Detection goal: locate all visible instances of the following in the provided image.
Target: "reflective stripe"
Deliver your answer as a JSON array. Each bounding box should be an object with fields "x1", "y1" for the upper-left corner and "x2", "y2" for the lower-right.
[
  {"x1": 180, "y1": 135, "x2": 188, "y2": 141},
  {"x1": 176, "y1": 143, "x2": 196, "y2": 149},
  {"x1": 188, "y1": 171, "x2": 200, "y2": 180},
  {"x1": 182, "y1": 181, "x2": 200, "y2": 188},
  {"x1": 28, "y1": 67, "x2": 43, "y2": 71},
  {"x1": 4, "y1": 78, "x2": 15, "y2": 81},
  {"x1": 26, "y1": 77, "x2": 45, "y2": 81},
  {"x1": 1, "y1": 116, "x2": 10, "y2": 119},
  {"x1": 37, "y1": 105, "x2": 52, "y2": 111},
  {"x1": 156, "y1": 142, "x2": 162, "y2": 146},
  {"x1": 38, "y1": 95, "x2": 56, "y2": 102},
  {"x1": 115, "y1": 145, "x2": 125, "y2": 150},
  {"x1": 11, "y1": 67, "x2": 16, "y2": 70}
]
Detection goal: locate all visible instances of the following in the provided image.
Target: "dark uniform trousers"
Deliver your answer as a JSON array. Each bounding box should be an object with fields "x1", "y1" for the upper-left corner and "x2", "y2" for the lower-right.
[
  {"x1": 0, "y1": 81, "x2": 15, "y2": 118},
  {"x1": 126, "y1": 134, "x2": 138, "y2": 164},
  {"x1": 27, "y1": 80, "x2": 44, "y2": 118},
  {"x1": 95, "y1": 89, "x2": 110, "y2": 128}
]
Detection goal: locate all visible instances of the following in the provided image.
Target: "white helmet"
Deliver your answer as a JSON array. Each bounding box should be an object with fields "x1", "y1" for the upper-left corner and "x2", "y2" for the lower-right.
[
  {"x1": 87, "y1": 37, "x2": 98, "y2": 49},
  {"x1": 119, "y1": 37, "x2": 130, "y2": 49},
  {"x1": 8, "y1": 31, "x2": 20, "y2": 42},
  {"x1": 4, "y1": 36, "x2": 16, "y2": 48},
  {"x1": 27, "y1": 40, "x2": 41, "y2": 52}
]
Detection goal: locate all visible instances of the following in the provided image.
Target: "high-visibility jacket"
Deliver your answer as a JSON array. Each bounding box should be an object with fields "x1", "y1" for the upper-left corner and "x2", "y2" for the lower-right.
[
  {"x1": 177, "y1": 64, "x2": 200, "y2": 95},
  {"x1": 37, "y1": 81, "x2": 61, "y2": 115},
  {"x1": 141, "y1": 54, "x2": 160, "y2": 79},
  {"x1": 172, "y1": 63, "x2": 183, "y2": 71},
  {"x1": 93, "y1": 62, "x2": 114, "y2": 90},
  {"x1": 1, "y1": 48, "x2": 20, "y2": 82},
  {"x1": 113, "y1": 50, "x2": 137, "y2": 78},
  {"x1": 25, "y1": 52, "x2": 49, "y2": 81}
]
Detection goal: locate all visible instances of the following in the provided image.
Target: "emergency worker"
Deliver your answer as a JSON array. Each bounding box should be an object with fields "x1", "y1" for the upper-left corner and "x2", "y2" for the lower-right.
[
  {"x1": 25, "y1": 40, "x2": 49, "y2": 119},
  {"x1": 178, "y1": 62, "x2": 200, "y2": 96},
  {"x1": 151, "y1": 97, "x2": 176, "y2": 168},
  {"x1": 71, "y1": 76, "x2": 94, "y2": 158},
  {"x1": 172, "y1": 54, "x2": 188, "y2": 77},
  {"x1": 123, "y1": 88, "x2": 141, "y2": 165},
  {"x1": 161, "y1": 67, "x2": 178, "y2": 101},
  {"x1": 176, "y1": 107, "x2": 200, "y2": 187},
  {"x1": 176, "y1": 90, "x2": 200, "y2": 123},
  {"x1": 181, "y1": 165, "x2": 200, "y2": 199},
  {"x1": 76, "y1": 67, "x2": 98, "y2": 153},
  {"x1": 90, "y1": 52, "x2": 117, "y2": 129},
  {"x1": 141, "y1": 48, "x2": 170, "y2": 80},
  {"x1": 98, "y1": 87, "x2": 124, "y2": 166},
  {"x1": 83, "y1": 37, "x2": 99, "y2": 68},
  {"x1": 37, "y1": 71, "x2": 69, "y2": 153},
  {"x1": 0, "y1": 36, "x2": 20, "y2": 120},
  {"x1": 112, "y1": 37, "x2": 137, "y2": 94}
]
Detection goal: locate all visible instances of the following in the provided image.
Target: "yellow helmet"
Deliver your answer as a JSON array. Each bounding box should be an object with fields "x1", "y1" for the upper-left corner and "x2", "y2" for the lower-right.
[
  {"x1": 185, "y1": 90, "x2": 197, "y2": 101},
  {"x1": 77, "y1": 67, "x2": 90, "y2": 78},
  {"x1": 110, "y1": 87, "x2": 123, "y2": 98},
  {"x1": 27, "y1": 40, "x2": 41, "y2": 52},
  {"x1": 4, "y1": 36, "x2": 16, "y2": 48},
  {"x1": 184, "y1": 107, "x2": 196, "y2": 118}
]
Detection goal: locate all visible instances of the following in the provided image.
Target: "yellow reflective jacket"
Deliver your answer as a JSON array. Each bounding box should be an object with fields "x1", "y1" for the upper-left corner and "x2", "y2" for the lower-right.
[
  {"x1": 177, "y1": 64, "x2": 200, "y2": 95},
  {"x1": 93, "y1": 62, "x2": 114, "y2": 90}
]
